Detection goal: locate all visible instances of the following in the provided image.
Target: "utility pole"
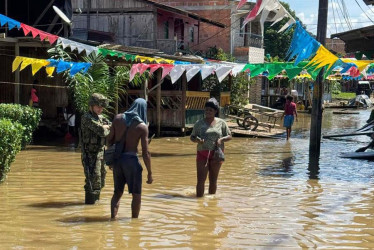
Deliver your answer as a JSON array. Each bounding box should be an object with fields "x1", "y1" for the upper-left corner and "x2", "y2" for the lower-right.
[{"x1": 309, "y1": 0, "x2": 329, "y2": 177}]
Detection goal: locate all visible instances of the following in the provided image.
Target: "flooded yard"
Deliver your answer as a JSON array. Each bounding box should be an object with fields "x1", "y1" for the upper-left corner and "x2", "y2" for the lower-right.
[{"x1": 1, "y1": 109, "x2": 374, "y2": 248}]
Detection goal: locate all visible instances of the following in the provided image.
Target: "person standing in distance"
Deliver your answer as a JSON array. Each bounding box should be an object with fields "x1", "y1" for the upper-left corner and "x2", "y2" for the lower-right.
[
  {"x1": 107, "y1": 98, "x2": 153, "y2": 219},
  {"x1": 190, "y1": 98, "x2": 232, "y2": 197},
  {"x1": 282, "y1": 95, "x2": 298, "y2": 140},
  {"x1": 81, "y1": 93, "x2": 111, "y2": 204}
]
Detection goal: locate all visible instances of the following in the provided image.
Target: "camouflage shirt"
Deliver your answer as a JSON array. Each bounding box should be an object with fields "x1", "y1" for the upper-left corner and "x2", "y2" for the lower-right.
[{"x1": 81, "y1": 111, "x2": 111, "y2": 153}]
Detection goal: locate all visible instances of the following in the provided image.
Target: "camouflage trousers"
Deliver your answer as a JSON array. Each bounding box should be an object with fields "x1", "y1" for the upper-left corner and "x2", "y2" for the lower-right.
[{"x1": 81, "y1": 150, "x2": 106, "y2": 204}]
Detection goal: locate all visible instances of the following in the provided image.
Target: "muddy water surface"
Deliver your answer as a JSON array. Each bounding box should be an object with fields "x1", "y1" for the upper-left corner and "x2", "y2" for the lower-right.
[{"x1": 1, "y1": 110, "x2": 374, "y2": 249}]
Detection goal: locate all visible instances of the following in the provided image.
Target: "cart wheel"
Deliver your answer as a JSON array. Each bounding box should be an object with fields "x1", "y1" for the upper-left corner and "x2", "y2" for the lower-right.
[
  {"x1": 236, "y1": 110, "x2": 244, "y2": 127},
  {"x1": 243, "y1": 116, "x2": 259, "y2": 131}
]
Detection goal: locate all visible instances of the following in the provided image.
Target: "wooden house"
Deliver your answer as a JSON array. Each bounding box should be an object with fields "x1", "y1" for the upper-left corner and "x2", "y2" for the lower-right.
[{"x1": 70, "y1": 0, "x2": 225, "y2": 54}]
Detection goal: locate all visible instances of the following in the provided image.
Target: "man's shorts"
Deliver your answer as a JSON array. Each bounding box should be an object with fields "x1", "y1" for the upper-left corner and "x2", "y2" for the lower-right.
[
  {"x1": 283, "y1": 115, "x2": 294, "y2": 128},
  {"x1": 113, "y1": 153, "x2": 143, "y2": 194}
]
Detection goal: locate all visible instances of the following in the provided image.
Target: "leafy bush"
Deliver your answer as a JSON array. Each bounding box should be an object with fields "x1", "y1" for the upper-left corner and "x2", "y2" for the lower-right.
[
  {"x1": 0, "y1": 119, "x2": 23, "y2": 183},
  {"x1": 231, "y1": 74, "x2": 256, "y2": 106},
  {"x1": 331, "y1": 80, "x2": 341, "y2": 95},
  {"x1": 0, "y1": 104, "x2": 42, "y2": 148}
]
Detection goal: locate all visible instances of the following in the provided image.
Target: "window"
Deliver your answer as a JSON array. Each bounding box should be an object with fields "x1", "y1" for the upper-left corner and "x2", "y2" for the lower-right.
[
  {"x1": 164, "y1": 21, "x2": 169, "y2": 39},
  {"x1": 189, "y1": 27, "x2": 194, "y2": 42}
]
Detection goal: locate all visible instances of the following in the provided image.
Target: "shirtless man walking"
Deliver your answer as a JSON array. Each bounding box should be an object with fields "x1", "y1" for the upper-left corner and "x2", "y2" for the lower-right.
[{"x1": 107, "y1": 98, "x2": 153, "y2": 219}]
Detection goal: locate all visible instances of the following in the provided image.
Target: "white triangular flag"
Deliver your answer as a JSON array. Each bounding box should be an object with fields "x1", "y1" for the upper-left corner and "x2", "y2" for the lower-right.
[{"x1": 278, "y1": 18, "x2": 295, "y2": 33}]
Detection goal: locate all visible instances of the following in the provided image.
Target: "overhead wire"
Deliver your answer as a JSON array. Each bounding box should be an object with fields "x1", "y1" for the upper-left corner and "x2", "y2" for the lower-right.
[
  {"x1": 340, "y1": 0, "x2": 353, "y2": 29},
  {"x1": 331, "y1": 0, "x2": 339, "y2": 34},
  {"x1": 354, "y1": 0, "x2": 374, "y2": 24}
]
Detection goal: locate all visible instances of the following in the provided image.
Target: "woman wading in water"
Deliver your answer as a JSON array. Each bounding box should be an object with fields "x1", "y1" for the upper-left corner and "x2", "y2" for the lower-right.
[{"x1": 190, "y1": 98, "x2": 232, "y2": 197}]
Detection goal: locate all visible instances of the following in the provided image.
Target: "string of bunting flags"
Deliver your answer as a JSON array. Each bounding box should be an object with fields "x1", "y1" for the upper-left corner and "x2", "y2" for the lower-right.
[
  {"x1": 0, "y1": 14, "x2": 175, "y2": 66},
  {"x1": 2, "y1": 12, "x2": 374, "y2": 82},
  {"x1": 12, "y1": 56, "x2": 92, "y2": 77}
]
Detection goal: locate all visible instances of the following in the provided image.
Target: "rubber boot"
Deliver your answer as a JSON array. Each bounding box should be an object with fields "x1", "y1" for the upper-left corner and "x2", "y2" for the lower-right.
[{"x1": 85, "y1": 191, "x2": 100, "y2": 204}]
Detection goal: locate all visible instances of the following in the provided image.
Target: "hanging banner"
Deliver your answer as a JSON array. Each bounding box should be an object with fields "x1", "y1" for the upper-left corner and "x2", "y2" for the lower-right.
[
  {"x1": 136, "y1": 56, "x2": 174, "y2": 65},
  {"x1": 58, "y1": 37, "x2": 98, "y2": 56},
  {"x1": 186, "y1": 66, "x2": 201, "y2": 82},
  {"x1": 20, "y1": 23, "x2": 59, "y2": 44},
  {"x1": 306, "y1": 45, "x2": 339, "y2": 71},
  {"x1": 237, "y1": 0, "x2": 249, "y2": 10},
  {"x1": 0, "y1": 14, "x2": 21, "y2": 30},
  {"x1": 286, "y1": 21, "x2": 320, "y2": 65},
  {"x1": 12, "y1": 56, "x2": 91, "y2": 77},
  {"x1": 98, "y1": 48, "x2": 136, "y2": 61},
  {"x1": 169, "y1": 65, "x2": 186, "y2": 84},
  {"x1": 243, "y1": 0, "x2": 264, "y2": 27},
  {"x1": 12, "y1": 56, "x2": 50, "y2": 76}
]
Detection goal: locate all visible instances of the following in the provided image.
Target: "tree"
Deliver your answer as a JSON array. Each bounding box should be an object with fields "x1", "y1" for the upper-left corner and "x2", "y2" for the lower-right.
[
  {"x1": 264, "y1": 1, "x2": 300, "y2": 60},
  {"x1": 48, "y1": 45, "x2": 147, "y2": 116}
]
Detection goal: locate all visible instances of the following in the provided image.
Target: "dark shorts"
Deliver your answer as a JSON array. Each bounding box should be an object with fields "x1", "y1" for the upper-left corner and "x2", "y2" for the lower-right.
[{"x1": 113, "y1": 153, "x2": 143, "y2": 194}]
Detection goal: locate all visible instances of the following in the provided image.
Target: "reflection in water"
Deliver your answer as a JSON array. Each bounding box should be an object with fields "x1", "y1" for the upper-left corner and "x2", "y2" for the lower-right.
[{"x1": 1, "y1": 110, "x2": 374, "y2": 248}]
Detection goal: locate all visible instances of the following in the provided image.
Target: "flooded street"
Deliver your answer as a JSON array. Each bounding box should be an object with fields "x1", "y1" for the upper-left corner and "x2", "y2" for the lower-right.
[{"x1": 1, "y1": 110, "x2": 374, "y2": 249}]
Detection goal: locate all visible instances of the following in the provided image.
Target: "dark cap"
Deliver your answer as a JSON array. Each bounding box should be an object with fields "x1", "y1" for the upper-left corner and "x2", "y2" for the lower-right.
[
  {"x1": 89, "y1": 93, "x2": 109, "y2": 107},
  {"x1": 205, "y1": 97, "x2": 219, "y2": 110}
]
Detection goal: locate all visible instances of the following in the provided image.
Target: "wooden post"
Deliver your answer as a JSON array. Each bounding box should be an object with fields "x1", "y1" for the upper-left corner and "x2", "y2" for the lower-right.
[
  {"x1": 181, "y1": 72, "x2": 187, "y2": 133},
  {"x1": 309, "y1": 0, "x2": 328, "y2": 176},
  {"x1": 156, "y1": 69, "x2": 162, "y2": 137},
  {"x1": 144, "y1": 79, "x2": 148, "y2": 101},
  {"x1": 14, "y1": 42, "x2": 20, "y2": 104}
]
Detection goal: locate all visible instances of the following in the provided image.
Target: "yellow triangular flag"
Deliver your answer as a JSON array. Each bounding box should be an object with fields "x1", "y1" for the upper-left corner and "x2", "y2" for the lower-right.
[
  {"x1": 31, "y1": 60, "x2": 50, "y2": 75},
  {"x1": 45, "y1": 67, "x2": 55, "y2": 77},
  {"x1": 12, "y1": 56, "x2": 24, "y2": 72}
]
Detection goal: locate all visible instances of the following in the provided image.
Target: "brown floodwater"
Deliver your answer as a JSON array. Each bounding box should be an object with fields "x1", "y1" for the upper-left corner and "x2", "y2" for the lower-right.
[{"x1": 1, "y1": 110, "x2": 374, "y2": 249}]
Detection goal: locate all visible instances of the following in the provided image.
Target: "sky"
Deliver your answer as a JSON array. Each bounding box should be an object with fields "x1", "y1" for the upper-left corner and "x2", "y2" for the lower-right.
[{"x1": 280, "y1": 0, "x2": 374, "y2": 36}]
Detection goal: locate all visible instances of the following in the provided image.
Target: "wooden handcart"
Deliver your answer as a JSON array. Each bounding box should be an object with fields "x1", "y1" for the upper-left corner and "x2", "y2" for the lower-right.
[{"x1": 223, "y1": 105, "x2": 283, "y2": 132}]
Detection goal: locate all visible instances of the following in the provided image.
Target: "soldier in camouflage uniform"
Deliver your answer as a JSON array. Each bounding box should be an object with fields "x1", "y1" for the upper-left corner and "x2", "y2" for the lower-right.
[{"x1": 81, "y1": 93, "x2": 111, "y2": 204}]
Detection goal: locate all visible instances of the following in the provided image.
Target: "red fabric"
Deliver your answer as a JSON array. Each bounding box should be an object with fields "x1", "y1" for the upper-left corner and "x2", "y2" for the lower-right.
[
  {"x1": 161, "y1": 65, "x2": 173, "y2": 79},
  {"x1": 243, "y1": 0, "x2": 263, "y2": 25},
  {"x1": 196, "y1": 150, "x2": 214, "y2": 162},
  {"x1": 20, "y1": 23, "x2": 58, "y2": 44},
  {"x1": 31, "y1": 88, "x2": 38, "y2": 103},
  {"x1": 348, "y1": 67, "x2": 360, "y2": 77},
  {"x1": 196, "y1": 149, "x2": 225, "y2": 162},
  {"x1": 285, "y1": 102, "x2": 296, "y2": 115},
  {"x1": 237, "y1": 0, "x2": 248, "y2": 10}
]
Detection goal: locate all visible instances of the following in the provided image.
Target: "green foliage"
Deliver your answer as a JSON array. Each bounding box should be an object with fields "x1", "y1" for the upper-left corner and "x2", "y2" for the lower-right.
[
  {"x1": 48, "y1": 45, "x2": 148, "y2": 116},
  {"x1": 231, "y1": 74, "x2": 255, "y2": 106},
  {"x1": 0, "y1": 104, "x2": 42, "y2": 149},
  {"x1": 206, "y1": 46, "x2": 235, "y2": 62},
  {"x1": 330, "y1": 80, "x2": 341, "y2": 95},
  {"x1": 332, "y1": 92, "x2": 356, "y2": 100},
  {"x1": 0, "y1": 119, "x2": 24, "y2": 183},
  {"x1": 264, "y1": 1, "x2": 300, "y2": 60}
]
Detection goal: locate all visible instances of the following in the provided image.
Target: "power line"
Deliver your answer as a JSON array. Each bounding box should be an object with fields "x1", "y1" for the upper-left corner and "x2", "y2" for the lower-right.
[
  {"x1": 340, "y1": 0, "x2": 353, "y2": 29},
  {"x1": 331, "y1": 0, "x2": 339, "y2": 33},
  {"x1": 354, "y1": 0, "x2": 374, "y2": 24}
]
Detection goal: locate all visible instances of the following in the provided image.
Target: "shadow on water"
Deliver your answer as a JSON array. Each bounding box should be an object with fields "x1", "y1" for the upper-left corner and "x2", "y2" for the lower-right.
[
  {"x1": 28, "y1": 201, "x2": 85, "y2": 208},
  {"x1": 57, "y1": 216, "x2": 111, "y2": 224},
  {"x1": 153, "y1": 193, "x2": 195, "y2": 199},
  {"x1": 258, "y1": 156, "x2": 295, "y2": 178}
]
